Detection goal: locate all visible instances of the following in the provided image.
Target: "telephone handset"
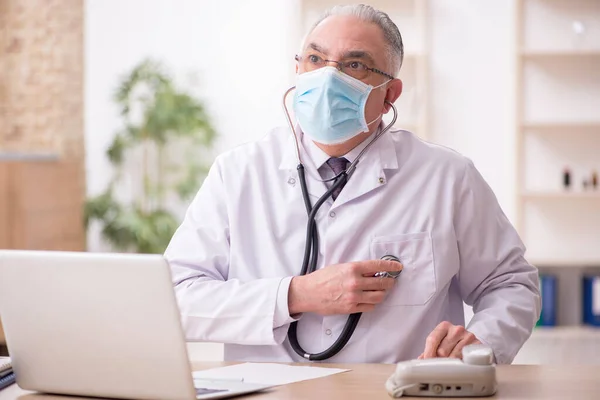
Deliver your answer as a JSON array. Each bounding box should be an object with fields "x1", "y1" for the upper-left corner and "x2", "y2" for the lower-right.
[{"x1": 385, "y1": 344, "x2": 497, "y2": 398}]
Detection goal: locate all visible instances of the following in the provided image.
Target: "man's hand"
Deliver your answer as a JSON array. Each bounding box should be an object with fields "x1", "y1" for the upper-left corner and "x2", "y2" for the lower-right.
[
  {"x1": 418, "y1": 321, "x2": 481, "y2": 359},
  {"x1": 288, "y1": 260, "x2": 403, "y2": 315}
]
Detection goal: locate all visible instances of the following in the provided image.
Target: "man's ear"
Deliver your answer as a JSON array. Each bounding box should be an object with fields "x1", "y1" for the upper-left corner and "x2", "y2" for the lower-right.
[{"x1": 383, "y1": 79, "x2": 403, "y2": 113}]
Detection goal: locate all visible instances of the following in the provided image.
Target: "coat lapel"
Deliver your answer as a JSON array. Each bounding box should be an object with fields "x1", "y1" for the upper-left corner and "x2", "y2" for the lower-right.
[
  {"x1": 279, "y1": 131, "x2": 328, "y2": 201},
  {"x1": 279, "y1": 126, "x2": 400, "y2": 208},
  {"x1": 331, "y1": 132, "x2": 399, "y2": 210}
]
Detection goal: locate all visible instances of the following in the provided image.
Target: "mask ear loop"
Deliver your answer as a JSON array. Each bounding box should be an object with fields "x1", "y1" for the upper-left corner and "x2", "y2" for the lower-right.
[{"x1": 365, "y1": 78, "x2": 392, "y2": 126}]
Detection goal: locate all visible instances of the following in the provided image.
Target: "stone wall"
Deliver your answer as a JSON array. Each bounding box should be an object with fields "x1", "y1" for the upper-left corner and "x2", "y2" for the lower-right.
[
  {"x1": 0, "y1": 0, "x2": 85, "y2": 251},
  {"x1": 0, "y1": 0, "x2": 84, "y2": 158}
]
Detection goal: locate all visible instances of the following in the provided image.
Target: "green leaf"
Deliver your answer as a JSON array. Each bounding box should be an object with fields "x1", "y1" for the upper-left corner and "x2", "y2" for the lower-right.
[
  {"x1": 84, "y1": 191, "x2": 118, "y2": 228},
  {"x1": 106, "y1": 134, "x2": 127, "y2": 165},
  {"x1": 87, "y1": 58, "x2": 218, "y2": 253}
]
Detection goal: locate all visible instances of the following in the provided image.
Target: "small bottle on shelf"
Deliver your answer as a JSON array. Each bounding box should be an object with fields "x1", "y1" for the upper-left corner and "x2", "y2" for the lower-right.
[
  {"x1": 563, "y1": 168, "x2": 571, "y2": 190},
  {"x1": 592, "y1": 170, "x2": 598, "y2": 190}
]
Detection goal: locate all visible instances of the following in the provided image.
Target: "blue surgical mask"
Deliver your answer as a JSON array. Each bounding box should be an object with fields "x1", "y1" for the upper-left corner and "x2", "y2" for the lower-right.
[{"x1": 293, "y1": 66, "x2": 388, "y2": 145}]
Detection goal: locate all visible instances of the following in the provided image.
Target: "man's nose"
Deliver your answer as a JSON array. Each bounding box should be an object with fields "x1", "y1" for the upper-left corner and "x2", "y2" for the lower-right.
[{"x1": 324, "y1": 59, "x2": 343, "y2": 71}]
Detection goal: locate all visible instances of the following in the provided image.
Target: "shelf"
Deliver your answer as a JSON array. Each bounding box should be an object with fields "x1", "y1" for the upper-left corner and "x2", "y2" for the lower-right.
[
  {"x1": 521, "y1": 122, "x2": 600, "y2": 130},
  {"x1": 522, "y1": 191, "x2": 600, "y2": 199},
  {"x1": 0, "y1": 152, "x2": 59, "y2": 162},
  {"x1": 529, "y1": 259, "x2": 600, "y2": 268},
  {"x1": 530, "y1": 326, "x2": 600, "y2": 339},
  {"x1": 521, "y1": 50, "x2": 600, "y2": 58}
]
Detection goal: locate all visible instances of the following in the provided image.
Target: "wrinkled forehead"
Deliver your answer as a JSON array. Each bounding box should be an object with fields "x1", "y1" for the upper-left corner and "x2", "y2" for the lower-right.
[{"x1": 303, "y1": 15, "x2": 388, "y2": 68}]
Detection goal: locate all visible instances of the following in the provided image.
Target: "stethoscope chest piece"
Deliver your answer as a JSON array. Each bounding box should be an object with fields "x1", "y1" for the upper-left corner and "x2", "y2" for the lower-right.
[{"x1": 374, "y1": 255, "x2": 402, "y2": 279}]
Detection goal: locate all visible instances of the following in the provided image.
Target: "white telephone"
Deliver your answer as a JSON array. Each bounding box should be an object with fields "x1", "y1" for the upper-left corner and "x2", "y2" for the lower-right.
[{"x1": 385, "y1": 344, "x2": 497, "y2": 398}]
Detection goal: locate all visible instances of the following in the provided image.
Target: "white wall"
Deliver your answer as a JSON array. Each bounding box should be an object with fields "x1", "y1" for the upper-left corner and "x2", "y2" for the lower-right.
[{"x1": 429, "y1": 1, "x2": 517, "y2": 220}]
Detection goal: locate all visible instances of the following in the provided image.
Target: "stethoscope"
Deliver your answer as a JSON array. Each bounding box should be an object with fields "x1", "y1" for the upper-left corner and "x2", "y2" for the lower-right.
[{"x1": 281, "y1": 86, "x2": 401, "y2": 361}]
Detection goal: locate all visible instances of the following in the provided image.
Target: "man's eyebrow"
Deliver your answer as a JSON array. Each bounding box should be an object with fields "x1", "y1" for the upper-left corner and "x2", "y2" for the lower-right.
[
  {"x1": 343, "y1": 50, "x2": 376, "y2": 65},
  {"x1": 308, "y1": 42, "x2": 328, "y2": 54},
  {"x1": 306, "y1": 45, "x2": 377, "y2": 65}
]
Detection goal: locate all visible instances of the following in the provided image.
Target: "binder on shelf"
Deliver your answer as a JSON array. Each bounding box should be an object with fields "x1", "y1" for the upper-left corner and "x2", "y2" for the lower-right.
[
  {"x1": 536, "y1": 275, "x2": 557, "y2": 327},
  {"x1": 583, "y1": 275, "x2": 600, "y2": 327},
  {"x1": 0, "y1": 357, "x2": 11, "y2": 375},
  {"x1": 0, "y1": 357, "x2": 13, "y2": 390},
  {"x1": 0, "y1": 371, "x2": 15, "y2": 390},
  {"x1": 0, "y1": 368, "x2": 12, "y2": 379}
]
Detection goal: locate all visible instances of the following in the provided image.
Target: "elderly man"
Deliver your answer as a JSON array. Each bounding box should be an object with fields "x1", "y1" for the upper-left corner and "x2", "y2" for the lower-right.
[{"x1": 165, "y1": 4, "x2": 540, "y2": 364}]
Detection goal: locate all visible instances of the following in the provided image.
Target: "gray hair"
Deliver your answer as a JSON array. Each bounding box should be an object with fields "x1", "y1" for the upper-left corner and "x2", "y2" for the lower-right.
[{"x1": 304, "y1": 4, "x2": 404, "y2": 76}]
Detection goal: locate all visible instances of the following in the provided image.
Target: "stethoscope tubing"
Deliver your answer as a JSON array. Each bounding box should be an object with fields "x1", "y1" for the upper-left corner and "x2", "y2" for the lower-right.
[{"x1": 282, "y1": 86, "x2": 398, "y2": 360}]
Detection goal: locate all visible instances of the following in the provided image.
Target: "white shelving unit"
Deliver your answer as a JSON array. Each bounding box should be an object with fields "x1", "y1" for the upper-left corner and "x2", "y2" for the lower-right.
[
  {"x1": 297, "y1": 0, "x2": 430, "y2": 139},
  {"x1": 522, "y1": 50, "x2": 600, "y2": 57},
  {"x1": 522, "y1": 122, "x2": 600, "y2": 130},
  {"x1": 522, "y1": 192, "x2": 600, "y2": 200},
  {"x1": 514, "y1": 0, "x2": 600, "y2": 364},
  {"x1": 527, "y1": 259, "x2": 600, "y2": 269},
  {"x1": 515, "y1": 0, "x2": 600, "y2": 263}
]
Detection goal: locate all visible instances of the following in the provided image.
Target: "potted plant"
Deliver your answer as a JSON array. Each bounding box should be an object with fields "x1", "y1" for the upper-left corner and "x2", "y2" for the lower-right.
[{"x1": 85, "y1": 59, "x2": 216, "y2": 254}]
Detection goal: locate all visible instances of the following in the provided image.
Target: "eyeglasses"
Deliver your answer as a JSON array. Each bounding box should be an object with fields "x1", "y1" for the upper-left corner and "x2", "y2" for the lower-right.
[{"x1": 295, "y1": 54, "x2": 395, "y2": 81}]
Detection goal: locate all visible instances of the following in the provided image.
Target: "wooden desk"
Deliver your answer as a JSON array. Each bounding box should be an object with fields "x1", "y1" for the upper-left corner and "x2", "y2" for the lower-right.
[{"x1": 1, "y1": 362, "x2": 599, "y2": 400}]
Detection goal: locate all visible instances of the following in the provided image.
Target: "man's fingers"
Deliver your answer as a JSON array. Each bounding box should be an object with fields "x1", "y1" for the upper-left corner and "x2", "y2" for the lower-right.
[
  {"x1": 372, "y1": 259, "x2": 403, "y2": 274},
  {"x1": 423, "y1": 322, "x2": 450, "y2": 358},
  {"x1": 358, "y1": 290, "x2": 387, "y2": 304},
  {"x1": 449, "y1": 335, "x2": 480, "y2": 359},
  {"x1": 448, "y1": 337, "x2": 469, "y2": 359},
  {"x1": 436, "y1": 325, "x2": 465, "y2": 357},
  {"x1": 417, "y1": 353, "x2": 424, "y2": 360},
  {"x1": 351, "y1": 260, "x2": 403, "y2": 275},
  {"x1": 422, "y1": 323, "x2": 480, "y2": 360},
  {"x1": 360, "y1": 276, "x2": 396, "y2": 291}
]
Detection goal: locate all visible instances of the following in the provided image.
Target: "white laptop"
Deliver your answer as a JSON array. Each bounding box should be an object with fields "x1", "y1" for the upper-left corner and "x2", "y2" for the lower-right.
[{"x1": 0, "y1": 250, "x2": 272, "y2": 400}]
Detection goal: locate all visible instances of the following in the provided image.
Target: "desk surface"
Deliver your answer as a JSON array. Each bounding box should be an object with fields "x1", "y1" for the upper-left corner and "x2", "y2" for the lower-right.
[{"x1": 1, "y1": 362, "x2": 599, "y2": 400}]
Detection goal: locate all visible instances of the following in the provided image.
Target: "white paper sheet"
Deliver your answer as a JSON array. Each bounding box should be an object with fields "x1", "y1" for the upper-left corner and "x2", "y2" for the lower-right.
[{"x1": 192, "y1": 363, "x2": 349, "y2": 385}]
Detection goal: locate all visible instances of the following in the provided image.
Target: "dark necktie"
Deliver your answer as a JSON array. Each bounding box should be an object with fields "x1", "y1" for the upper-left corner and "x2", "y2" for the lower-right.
[{"x1": 326, "y1": 157, "x2": 349, "y2": 201}]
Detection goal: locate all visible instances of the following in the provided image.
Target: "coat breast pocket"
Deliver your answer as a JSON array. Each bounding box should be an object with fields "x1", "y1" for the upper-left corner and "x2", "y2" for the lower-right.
[{"x1": 370, "y1": 232, "x2": 436, "y2": 306}]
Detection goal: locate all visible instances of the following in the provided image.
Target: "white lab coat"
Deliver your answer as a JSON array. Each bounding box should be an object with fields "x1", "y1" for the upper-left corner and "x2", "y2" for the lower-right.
[{"x1": 165, "y1": 126, "x2": 541, "y2": 364}]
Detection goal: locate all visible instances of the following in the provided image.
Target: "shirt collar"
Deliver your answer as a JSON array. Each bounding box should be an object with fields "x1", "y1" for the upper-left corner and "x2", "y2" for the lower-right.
[
  {"x1": 278, "y1": 122, "x2": 399, "y2": 172},
  {"x1": 300, "y1": 125, "x2": 381, "y2": 170}
]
